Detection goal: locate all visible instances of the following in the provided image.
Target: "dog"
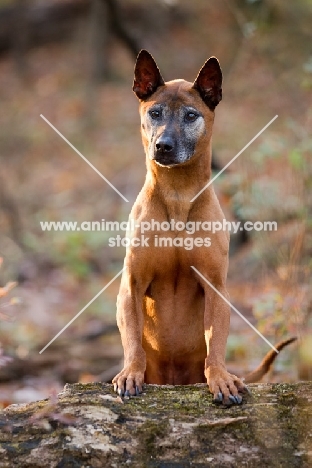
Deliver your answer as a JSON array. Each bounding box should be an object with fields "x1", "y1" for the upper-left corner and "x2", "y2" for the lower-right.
[{"x1": 112, "y1": 50, "x2": 295, "y2": 405}]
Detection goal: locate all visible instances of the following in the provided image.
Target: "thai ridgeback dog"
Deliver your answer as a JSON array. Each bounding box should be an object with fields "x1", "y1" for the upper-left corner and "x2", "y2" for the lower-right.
[{"x1": 112, "y1": 50, "x2": 295, "y2": 405}]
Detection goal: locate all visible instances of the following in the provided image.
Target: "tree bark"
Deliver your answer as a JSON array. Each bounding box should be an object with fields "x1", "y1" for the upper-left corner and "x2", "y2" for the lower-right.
[
  {"x1": 12, "y1": 0, "x2": 30, "y2": 79},
  {"x1": 1, "y1": 382, "x2": 311, "y2": 467},
  {"x1": 0, "y1": 0, "x2": 90, "y2": 55},
  {"x1": 90, "y1": 0, "x2": 111, "y2": 82}
]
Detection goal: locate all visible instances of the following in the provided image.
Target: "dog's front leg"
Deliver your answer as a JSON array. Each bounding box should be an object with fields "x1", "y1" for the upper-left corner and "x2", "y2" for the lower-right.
[
  {"x1": 112, "y1": 275, "x2": 146, "y2": 397},
  {"x1": 204, "y1": 284, "x2": 246, "y2": 406}
]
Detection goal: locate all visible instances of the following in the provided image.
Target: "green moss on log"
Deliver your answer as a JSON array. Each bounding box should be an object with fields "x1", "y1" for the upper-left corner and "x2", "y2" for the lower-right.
[{"x1": 0, "y1": 382, "x2": 311, "y2": 467}]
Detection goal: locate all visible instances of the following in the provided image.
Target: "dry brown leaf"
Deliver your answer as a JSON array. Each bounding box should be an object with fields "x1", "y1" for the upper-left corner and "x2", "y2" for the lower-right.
[
  {"x1": 29, "y1": 403, "x2": 57, "y2": 422},
  {"x1": 52, "y1": 412, "x2": 78, "y2": 425},
  {"x1": 0, "y1": 282, "x2": 17, "y2": 298},
  {"x1": 99, "y1": 394, "x2": 124, "y2": 404}
]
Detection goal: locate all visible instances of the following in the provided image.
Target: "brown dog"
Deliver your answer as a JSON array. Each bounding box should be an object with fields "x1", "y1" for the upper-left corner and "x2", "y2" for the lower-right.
[{"x1": 112, "y1": 50, "x2": 294, "y2": 405}]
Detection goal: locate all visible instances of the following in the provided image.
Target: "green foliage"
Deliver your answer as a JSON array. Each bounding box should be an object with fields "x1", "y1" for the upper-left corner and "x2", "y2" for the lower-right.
[
  {"x1": 251, "y1": 288, "x2": 306, "y2": 338},
  {"x1": 52, "y1": 231, "x2": 104, "y2": 280},
  {"x1": 288, "y1": 149, "x2": 307, "y2": 171},
  {"x1": 218, "y1": 125, "x2": 311, "y2": 229},
  {"x1": 252, "y1": 291, "x2": 287, "y2": 337},
  {"x1": 226, "y1": 335, "x2": 248, "y2": 361}
]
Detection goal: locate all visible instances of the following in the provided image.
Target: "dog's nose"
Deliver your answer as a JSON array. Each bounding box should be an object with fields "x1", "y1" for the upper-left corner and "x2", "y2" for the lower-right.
[{"x1": 156, "y1": 135, "x2": 174, "y2": 153}]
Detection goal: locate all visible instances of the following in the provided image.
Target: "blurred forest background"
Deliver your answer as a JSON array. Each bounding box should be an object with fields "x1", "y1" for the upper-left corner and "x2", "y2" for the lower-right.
[{"x1": 0, "y1": 0, "x2": 311, "y2": 407}]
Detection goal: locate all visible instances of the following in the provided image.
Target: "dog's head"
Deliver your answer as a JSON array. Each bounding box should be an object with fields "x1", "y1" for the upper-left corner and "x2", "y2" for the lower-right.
[{"x1": 133, "y1": 50, "x2": 222, "y2": 167}]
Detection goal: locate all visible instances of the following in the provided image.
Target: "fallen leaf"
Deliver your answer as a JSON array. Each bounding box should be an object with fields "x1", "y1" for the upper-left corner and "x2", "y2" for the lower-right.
[{"x1": 99, "y1": 394, "x2": 124, "y2": 404}]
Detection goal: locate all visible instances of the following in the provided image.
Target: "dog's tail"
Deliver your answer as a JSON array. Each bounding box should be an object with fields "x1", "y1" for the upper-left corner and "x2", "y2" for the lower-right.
[{"x1": 243, "y1": 337, "x2": 297, "y2": 384}]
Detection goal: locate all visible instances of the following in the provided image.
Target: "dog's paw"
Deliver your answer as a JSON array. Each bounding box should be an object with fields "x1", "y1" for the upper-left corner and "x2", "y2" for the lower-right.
[
  {"x1": 206, "y1": 365, "x2": 249, "y2": 406},
  {"x1": 112, "y1": 367, "x2": 144, "y2": 398}
]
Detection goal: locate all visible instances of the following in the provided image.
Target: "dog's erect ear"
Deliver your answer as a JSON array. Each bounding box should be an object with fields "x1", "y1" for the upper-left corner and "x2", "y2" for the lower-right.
[
  {"x1": 133, "y1": 50, "x2": 165, "y2": 100},
  {"x1": 193, "y1": 57, "x2": 222, "y2": 110}
]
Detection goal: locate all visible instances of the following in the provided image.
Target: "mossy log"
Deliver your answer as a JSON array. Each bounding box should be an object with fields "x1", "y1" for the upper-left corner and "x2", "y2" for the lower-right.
[{"x1": 0, "y1": 382, "x2": 312, "y2": 467}]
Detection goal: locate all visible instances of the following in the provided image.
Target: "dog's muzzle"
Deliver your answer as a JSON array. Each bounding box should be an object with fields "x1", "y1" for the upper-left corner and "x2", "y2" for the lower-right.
[{"x1": 153, "y1": 134, "x2": 177, "y2": 166}]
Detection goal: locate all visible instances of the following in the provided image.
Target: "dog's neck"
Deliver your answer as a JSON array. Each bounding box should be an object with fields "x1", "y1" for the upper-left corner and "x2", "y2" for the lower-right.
[{"x1": 145, "y1": 147, "x2": 212, "y2": 223}]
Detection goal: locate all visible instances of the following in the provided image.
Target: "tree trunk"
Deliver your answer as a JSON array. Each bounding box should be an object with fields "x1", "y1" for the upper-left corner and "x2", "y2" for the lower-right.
[
  {"x1": 1, "y1": 382, "x2": 311, "y2": 467},
  {"x1": 12, "y1": 0, "x2": 30, "y2": 79},
  {"x1": 90, "y1": 0, "x2": 111, "y2": 82}
]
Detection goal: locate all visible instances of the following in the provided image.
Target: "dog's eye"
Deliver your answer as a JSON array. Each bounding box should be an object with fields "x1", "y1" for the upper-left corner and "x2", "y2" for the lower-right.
[
  {"x1": 149, "y1": 110, "x2": 161, "y2": 120},
  {"x1": 185, "y1": 111, "x2": 198, "y2": 122}
]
